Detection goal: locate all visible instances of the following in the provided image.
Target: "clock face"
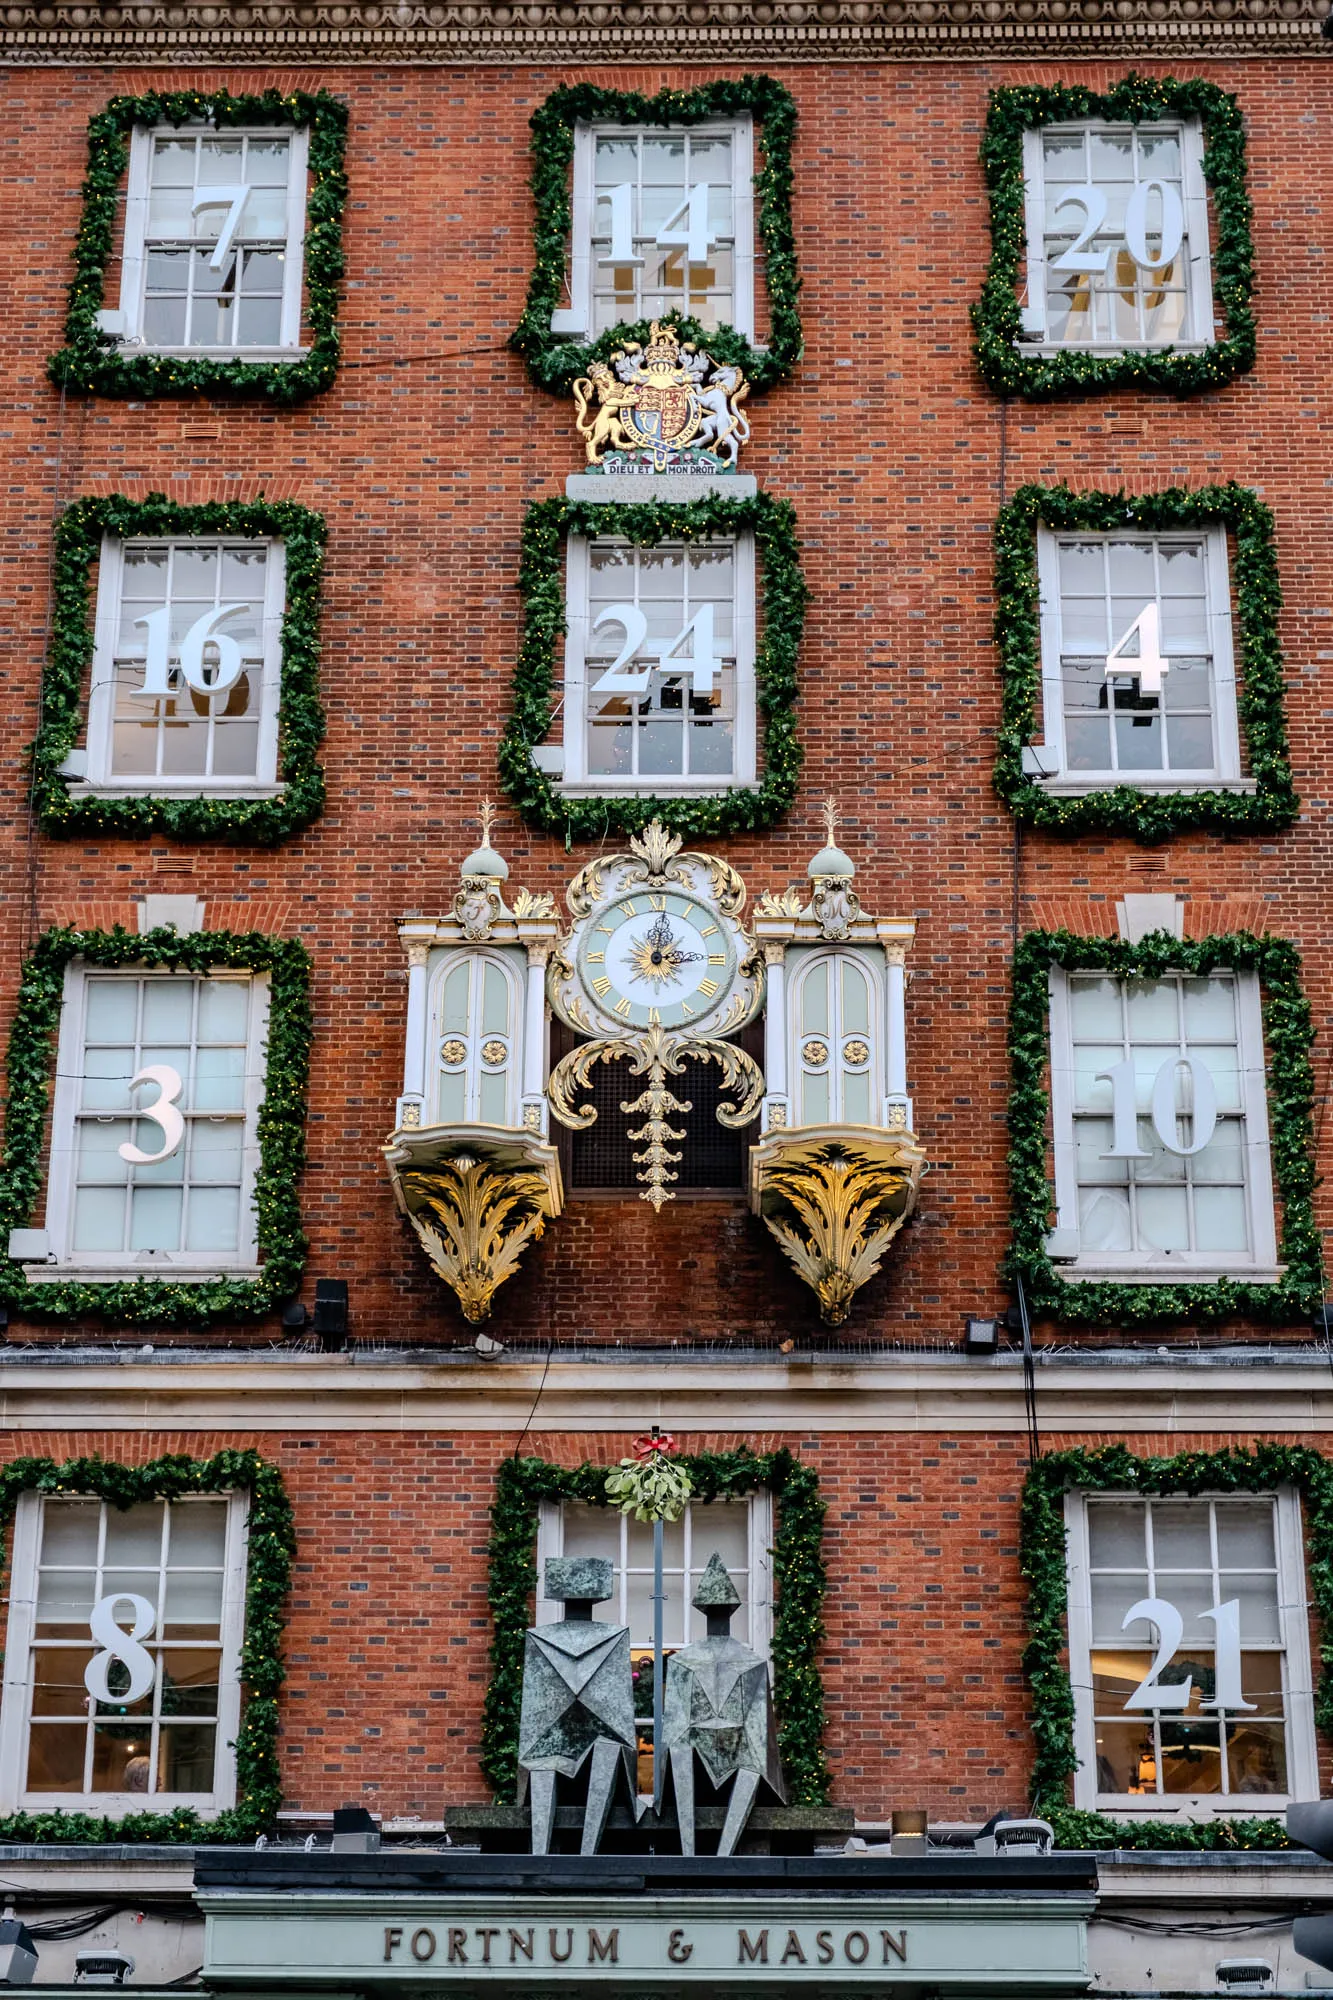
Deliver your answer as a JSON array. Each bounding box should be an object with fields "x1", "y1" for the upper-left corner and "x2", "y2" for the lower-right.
[{"x1": 577, "y1": 890, "x2": 738, "y2": 1031}]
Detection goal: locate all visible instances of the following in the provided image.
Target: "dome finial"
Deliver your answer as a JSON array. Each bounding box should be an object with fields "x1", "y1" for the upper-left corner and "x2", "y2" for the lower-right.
[
  {"x1": 807, "y1": 795, "x2": 855, "y2": 880},
  {"x1": 460, "y1": 796, "x2": 509, "y2": 880}
]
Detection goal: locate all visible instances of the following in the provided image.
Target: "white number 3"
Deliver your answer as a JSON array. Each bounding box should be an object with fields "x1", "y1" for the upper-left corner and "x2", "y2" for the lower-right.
[{"x1": 118, "y1": 1064, "x2": 185, "y2": 1167}]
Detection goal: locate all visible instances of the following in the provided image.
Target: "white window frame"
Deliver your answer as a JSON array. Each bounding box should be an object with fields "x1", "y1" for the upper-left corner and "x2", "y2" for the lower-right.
[
  {"x1": 1020, "y1": 118, "x2": 1214, "y2": 353},
  {"x1": 0, "y1": 1487, "x2": 250, "y2": 1816},
  {"x1": 1033, "y1": 525, "x2": 1245, "y2": 794},
  {"x1": 536, "y1": 1491, "x2": 774, "y2": 1657},
  {"x1": 559, "y1": 532, "x2": 757, "y2": 796},
  {"x1": 77, "y1": 534, "x2": 287, "y2": 800},
  {"x1": 1064, "y1": 1486, "x2": 1317, "y2": 1819},
  {"x1": 118, "y1": 123, "x2": 310, "y2": 357},
  {"x1": 427, "y1": 948, "x2": 524, "y2": 1129},
  {"x1": 557, "y1": 118, "x2": 755, "y2": 342},
  {"x1": 34, "y1": 962, "x2": 270, "y2": 1283},
  {"x1": 1047, "y1": 964, "x2": 1279, "y2": 1282}
]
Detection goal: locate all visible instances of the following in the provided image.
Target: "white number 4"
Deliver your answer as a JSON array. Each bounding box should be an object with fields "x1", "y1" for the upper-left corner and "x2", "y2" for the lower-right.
[
  {"x1": 1105, "y1": 601, "x2": 1170, "y2": 695},
  {"x1": 599, "y1": 183, "x2": 715, "y2": 267},
  {"x1": 589, "y1": 603, "x2": 722, "y2": 699}
]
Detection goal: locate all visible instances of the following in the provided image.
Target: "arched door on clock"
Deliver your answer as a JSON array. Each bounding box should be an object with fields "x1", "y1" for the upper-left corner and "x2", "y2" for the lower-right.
[
  {"x1": 789, "y1": 951, "x2": 882, "y2": 1128},
  {"x1": 430, "y1": 951, "x2": 522, "y2": 1128}
]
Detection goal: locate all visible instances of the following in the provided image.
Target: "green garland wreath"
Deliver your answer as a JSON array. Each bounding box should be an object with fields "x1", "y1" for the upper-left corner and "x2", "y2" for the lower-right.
[
  {"x1": 0, "y1": 1448, "x2": 293, "y2": 1843},
  {"x1": 993, "y1": 483, "x2": 1295, "y2": 841},
  {"x1": 0, "y1": 926, "x2": 312, "y2": 1324},
  {"x1": 510, "y1": 77, "x2": 801, "y2": 399},
  {"x1": 1023, "y1": 1443, "x2": 1333, "y2": 1849},
  {"x1": 482, "y1": 1447, "x2": 829, "y2": 1804},
  {"x1": 973, "y1": 75, "x2": 1255, "y2": 400},
  {"x1": 49, "y1": 90, "x2": 348, "y2": 403},
  {"x1": 32, "y1": 494, "x2": 326, "y2": 845},
  {"x1": 499, "y1": 490, "x2": 805, "y2": 842},
  {"x1": 1007, "y1": 928, "x2": 1321, "y2": 1328}
]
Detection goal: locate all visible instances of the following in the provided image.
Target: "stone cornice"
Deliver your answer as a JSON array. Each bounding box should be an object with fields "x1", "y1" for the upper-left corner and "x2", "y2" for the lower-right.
[
  {"x1": 1, "y1": 1349, "x2": 1332, "y2": 1431},
  {"x1": 0, "y1": 0, "x2": 1328, "y2": 67}
]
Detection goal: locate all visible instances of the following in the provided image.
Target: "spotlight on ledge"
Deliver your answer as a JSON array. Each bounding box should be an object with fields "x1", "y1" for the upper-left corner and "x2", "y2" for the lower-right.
[
  {"x1": 281, "y1": 1298, "x2": 308, "y2": 1333},
  {"x1": 313, "y1": 1278, "x2": 350, "y2": 1352},
  {"x1": 473, "y1": 1331, "x2": 505, "y2": 1358},
  {"x1": 962, "y1": 1315, "x2": 999, "y2": 1356},
  {"x1": 74, "y1": 1952, "x2": 134, "y2": 1988},
  {"x1": 1313, "y1": 1302, "x2": 1333, "y2": 1343},
  {"x1": 0, "y1": 1919, "x2": 36, "y2": 1987}
]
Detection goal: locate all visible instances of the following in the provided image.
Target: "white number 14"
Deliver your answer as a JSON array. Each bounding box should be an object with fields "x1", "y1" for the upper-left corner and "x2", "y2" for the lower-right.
[{"x1": 599, "y1": 183, "x2": 716, "y2": 267}]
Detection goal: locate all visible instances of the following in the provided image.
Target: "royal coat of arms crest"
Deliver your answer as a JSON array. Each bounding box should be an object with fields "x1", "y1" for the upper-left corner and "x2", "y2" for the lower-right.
[{"x1": 572, "y1": 321, "x2": 751, "y2": 474}]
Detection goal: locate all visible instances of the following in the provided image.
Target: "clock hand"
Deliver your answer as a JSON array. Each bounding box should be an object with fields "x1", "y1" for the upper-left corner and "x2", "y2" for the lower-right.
[{"x1": 626, "y1": 913, "x2": 705, "y2": 988}]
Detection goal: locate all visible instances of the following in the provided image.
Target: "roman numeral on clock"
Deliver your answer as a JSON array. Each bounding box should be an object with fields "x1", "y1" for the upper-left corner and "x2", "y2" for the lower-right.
[
  {"x1": 698, "y1": 979, "x2": 719, "y2": 999},
  {"x1": 592, "y1": 976, "x2": 611, "y2": 996},
  {"x1": 707, "y1": 954, "x2": 726, "y2": 966},
  {"x1": 614, "y1": 996, "x2": 632, "y2": 1017}
]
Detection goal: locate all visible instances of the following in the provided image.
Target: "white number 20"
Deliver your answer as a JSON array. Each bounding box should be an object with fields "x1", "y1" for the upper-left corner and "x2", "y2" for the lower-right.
[{"x1": 1050, "y1": 179, "x2": 1185, "y2": 274}]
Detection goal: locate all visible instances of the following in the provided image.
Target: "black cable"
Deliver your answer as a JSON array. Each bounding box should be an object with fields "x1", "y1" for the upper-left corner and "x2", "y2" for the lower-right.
[{"x1": 510, "y1": 1329, "x2": 556, "y2": 1461}]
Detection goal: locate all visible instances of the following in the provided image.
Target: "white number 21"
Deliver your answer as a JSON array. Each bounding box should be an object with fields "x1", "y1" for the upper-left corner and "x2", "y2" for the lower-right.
[{"x1": 1121, "y1": 1596, "x2": 1256, "y2": 1713}]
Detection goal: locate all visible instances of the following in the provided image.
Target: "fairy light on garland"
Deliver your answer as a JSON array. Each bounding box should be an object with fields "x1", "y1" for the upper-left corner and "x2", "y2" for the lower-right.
[
  {"x1": 49, "y1": 89, "x2": 348, "y2": 404},
  {"x1": 0, "y1": 925, "x2": 312, "y2": 1324},
  {"x1": 499, "y1": 491, "x2": 806, "y2": 843},
  {"x1": 993, "y1": 482, "x2": 1295, "y2": 841},
  {"x1": 972, "y1": 75, "x2": 1255, "y2": 401},
  {"x1": 1007, "y1": 928, "x2": 1320, "y2": 1328},
  {"x1": 1022, "y1": 1443, "x2": 1333, "y2": 1850},
  {"x1": 481, "y1": 1447, "x2": 829, "y2": 1805},
  {"x1": 0, "y1": 1449, "x2": 293, "y2": 1843},
  {"x1": 511, "y1": 77, "x2": 801, "y2": 400},
  {"x1": 33, "y1": 494, "x2": 327, "y2": 845}
]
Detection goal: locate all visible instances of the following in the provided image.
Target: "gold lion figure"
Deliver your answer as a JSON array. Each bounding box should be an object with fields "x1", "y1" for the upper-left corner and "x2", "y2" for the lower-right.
[{"x1": 572, "y1": 362, "x2": 637, "y2": 464}]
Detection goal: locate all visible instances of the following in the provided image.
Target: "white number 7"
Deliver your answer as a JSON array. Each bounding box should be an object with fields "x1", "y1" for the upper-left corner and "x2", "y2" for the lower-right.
[
  {"x1": 1105, "y1": 602, "x2": 1170, "y2": 695},
  {"x1": 191, "y1": 185, "x2": 252, "y2": 270}
]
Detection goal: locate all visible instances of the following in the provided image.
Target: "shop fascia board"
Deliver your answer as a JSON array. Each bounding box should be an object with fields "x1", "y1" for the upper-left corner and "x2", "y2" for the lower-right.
[
  {"x1": 0, "y1": 1349, "x2": 1332, "y2": 1433},
  {"x1": 198, "y1": 1888, "x2": 1093, "y2": 1993}
]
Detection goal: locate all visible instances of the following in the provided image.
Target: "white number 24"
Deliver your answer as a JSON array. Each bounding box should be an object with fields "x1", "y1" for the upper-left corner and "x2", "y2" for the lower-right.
[{"x1": 589, "y1": 603, "x2": 723, "y2": 699}]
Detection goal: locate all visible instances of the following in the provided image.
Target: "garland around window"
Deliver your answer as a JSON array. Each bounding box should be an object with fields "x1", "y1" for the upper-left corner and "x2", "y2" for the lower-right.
[
  {"x1": 973, "y1": 75, "x2": 1255, "y2": 401},
  {"x1": 32, "y1": 494, "x2": 326, "y2": 846},
  {"x1": 994, "y1": 483, "x2": 1295, "y2": 842},
  {"x1": 1007, "y1": 928, "x2": 1321, "y2": 1327},
  {"x1": 49, "y1": 89, "x2": 348, "y2": 404},
  {"x1": 1023, "y1": 1443, "x2": 1333, "y2": 1850},
  {"x1": 499, "y1": 490, "x2": 805, "y2": 843},
  {"x1": 0, "y1": 1448, "x2": 293, "y2": 1844},
  {"x1": 482, "y1": 1446, "x2": 829, "y2": 1805},
  {"x1": 511, "y1": 77, "x2": 801, "y2": 399},
  {"x1": 0, "y1": 926, "x2": 312, "y2": 1325}
]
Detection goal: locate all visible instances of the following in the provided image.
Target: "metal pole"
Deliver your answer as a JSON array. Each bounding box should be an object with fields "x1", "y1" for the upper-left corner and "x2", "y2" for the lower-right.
[
  {"x1": 652, "y1": 1510, "x2": 665, "y2": 1811},
  {"x1": 651, "y1": 1423, "x2": 666, "y2": 1813}
]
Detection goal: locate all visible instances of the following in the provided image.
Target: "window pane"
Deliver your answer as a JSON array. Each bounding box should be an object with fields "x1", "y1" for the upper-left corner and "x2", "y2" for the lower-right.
[
  {"x1": 26, "y1": 1724, "x2": 87, "y2": 1792},
  {"x1": 40, "y1": 1501, "x2": 101, "y2": 1567}
]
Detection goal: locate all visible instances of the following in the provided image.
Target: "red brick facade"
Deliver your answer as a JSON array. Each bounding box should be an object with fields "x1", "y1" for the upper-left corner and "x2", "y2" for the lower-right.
[{"x1": 1, "y1": 39, "x2": 1331, "y2": 1848}]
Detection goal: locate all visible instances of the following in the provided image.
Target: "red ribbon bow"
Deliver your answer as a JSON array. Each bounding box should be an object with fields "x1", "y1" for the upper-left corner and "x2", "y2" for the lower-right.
[{"x1": 632, "y1": 1430, "x2": 676, "y2": 1459}]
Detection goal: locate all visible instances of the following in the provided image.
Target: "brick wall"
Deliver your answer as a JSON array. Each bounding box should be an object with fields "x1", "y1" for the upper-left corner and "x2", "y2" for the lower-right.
[{"x1": 0, "y1": 57, "x2": 1330, "y2": 1349}]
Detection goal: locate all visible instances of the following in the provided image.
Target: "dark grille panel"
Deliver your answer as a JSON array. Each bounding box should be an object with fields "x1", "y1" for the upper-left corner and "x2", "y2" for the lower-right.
[{"x1": 568, "y1": 1053, "x2": 745, "y2": 1192}]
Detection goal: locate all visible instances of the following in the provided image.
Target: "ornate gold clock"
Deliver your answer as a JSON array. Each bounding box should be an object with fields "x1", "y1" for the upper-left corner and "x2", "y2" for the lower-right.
[{"x1": 549, "y1": 822, "x2": 764, "y2": 1208}]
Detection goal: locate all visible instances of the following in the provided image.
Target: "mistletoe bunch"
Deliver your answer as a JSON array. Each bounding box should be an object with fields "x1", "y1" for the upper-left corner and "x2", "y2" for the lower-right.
[{"x1": 605, "y1": 1434, "x2": 694, "y2": 1523}]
